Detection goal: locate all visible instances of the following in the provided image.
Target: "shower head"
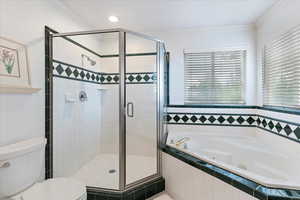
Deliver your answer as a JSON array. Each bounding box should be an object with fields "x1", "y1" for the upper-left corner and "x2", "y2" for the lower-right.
[
  {"x1": 90, "y1": 60, "x2": 96, "y2": 66},
  {"x1": 81, "y1": 54, "x2": 97, "y2": 67}
]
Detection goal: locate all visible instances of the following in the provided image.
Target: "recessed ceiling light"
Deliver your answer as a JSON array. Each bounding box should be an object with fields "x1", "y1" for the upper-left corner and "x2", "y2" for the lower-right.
[{"x1": 108, "y1": 16, "x2": 119, "y2": 23}]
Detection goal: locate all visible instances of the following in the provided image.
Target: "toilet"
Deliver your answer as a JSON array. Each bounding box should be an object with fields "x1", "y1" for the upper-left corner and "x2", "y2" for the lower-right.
[{"x1": 0, "y1": 137, "x2": 87, "y2": 200}]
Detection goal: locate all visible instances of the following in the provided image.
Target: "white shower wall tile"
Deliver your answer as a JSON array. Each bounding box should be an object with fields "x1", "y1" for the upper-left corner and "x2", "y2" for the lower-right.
[
  {"x1": 99, "y1": 84, "x2": 119, "y2": 154},
  {"x1": 126, "y1": 84, "x2": 157, "y2": 156},
  {"x1": 53, "y1": 37, "x2": 102, "y2": 72},
  {"x1": 53, "y1": 78, "x2": 102, "y2": 177}
]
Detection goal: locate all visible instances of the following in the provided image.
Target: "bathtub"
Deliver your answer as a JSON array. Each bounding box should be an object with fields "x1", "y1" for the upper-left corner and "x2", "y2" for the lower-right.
[{"x1": 166, "y1": 128, "x2": 300, "y2": 190}]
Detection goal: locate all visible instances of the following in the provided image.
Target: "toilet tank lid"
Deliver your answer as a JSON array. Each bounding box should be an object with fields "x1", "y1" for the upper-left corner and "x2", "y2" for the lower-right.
[{"x1": 0, "y1": 137, "x2": 47, "y2": 161}]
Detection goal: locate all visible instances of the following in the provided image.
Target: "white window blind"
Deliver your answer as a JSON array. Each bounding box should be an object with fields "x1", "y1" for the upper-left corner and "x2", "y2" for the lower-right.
[
  {"x1": 263, "y1": 25, "x2": 300, "y2": 108},
  {"x1": 184, "y1": 50, "x2": 245, "y2": 104}
]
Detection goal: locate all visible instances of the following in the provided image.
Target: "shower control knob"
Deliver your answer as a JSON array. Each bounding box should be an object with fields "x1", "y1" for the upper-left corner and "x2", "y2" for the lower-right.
[
  {"x1": 0, "y1": 161, "x2": 10, "y2": 168},
  {"x1": 183, "y1": 143, "x2": 188, "y2": 150}
]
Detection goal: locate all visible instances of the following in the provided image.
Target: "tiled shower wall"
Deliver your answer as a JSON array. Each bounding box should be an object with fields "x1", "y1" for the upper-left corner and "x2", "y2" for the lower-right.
[
  {"x1": 53, "y1": 78, "x2": 102, "y2": 177},
  {"x1": 51, "y1": 34, "x2": 160, "y2": 182},
  {"x1": 52, "y1": 36, "x2": 103, "y2": 177}
]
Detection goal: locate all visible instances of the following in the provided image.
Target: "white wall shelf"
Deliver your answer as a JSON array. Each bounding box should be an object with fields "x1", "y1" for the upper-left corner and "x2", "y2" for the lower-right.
[{"x1": 0, "y1": 86, "x2": 41, "y2": 94}]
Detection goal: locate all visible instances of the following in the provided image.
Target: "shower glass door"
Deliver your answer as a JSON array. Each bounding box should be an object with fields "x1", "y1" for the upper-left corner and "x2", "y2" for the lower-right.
[
  {"x1": 48, "y1": 28, "x2": 165, "y2": 192},
  {"x1": 125, "y1": 33, "x2": 160, "y2": 186}
]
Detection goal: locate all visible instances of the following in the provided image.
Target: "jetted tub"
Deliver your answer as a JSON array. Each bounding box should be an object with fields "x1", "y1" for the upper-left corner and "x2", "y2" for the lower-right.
[{"x1": 167, "y1": 129, "x2": 300, "y2": 190}]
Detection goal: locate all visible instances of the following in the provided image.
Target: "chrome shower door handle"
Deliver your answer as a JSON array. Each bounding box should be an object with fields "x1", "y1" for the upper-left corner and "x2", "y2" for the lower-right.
[{"x1": 127, "y1": 102, "x2": 134, "y2": 118}]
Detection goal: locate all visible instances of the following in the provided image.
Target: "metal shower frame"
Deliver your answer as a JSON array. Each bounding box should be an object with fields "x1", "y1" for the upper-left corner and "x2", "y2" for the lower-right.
[{"x1": 45, "y1": 27, "x2": 166, "y2": 193}]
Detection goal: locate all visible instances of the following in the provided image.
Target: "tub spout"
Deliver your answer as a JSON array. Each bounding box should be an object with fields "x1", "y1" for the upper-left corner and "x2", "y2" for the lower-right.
[{"x1": 175, "y1": 137, "x2": 190, "y2": 146}]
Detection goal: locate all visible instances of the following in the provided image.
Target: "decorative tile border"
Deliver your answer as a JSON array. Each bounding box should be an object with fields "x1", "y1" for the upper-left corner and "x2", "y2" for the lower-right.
[
  {"x1": 167, "y1": 113, "x2": 257, "y2": 127},
  {"x1": 53, "y1": 60, "x2": 156, "y2": 85},
  {"x1": 256, "y1": 115, "x2": 300, "y2": 142},
  {"x1": 162, "y1": 145, "x2": 300, "y2": 200},
  {"x1": 101, "y1": 72, "x2": 156, "y2": 84},
  {"x1": 87, "y1": 177, "x2": 165, "y2": 200},
  {"x1": 53, "y1": 60, "x2": 101, "y2": 84},
  {"x1": 167, "y1": 113, "x2": 300, "y2": 142}
]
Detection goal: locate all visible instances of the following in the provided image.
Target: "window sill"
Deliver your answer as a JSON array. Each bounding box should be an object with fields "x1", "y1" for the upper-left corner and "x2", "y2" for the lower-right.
[
  {"x1": 167, "y1": 104, "x2": 257, "y2": 109},
  {"x1": 259, "y1": 106, "x2": 300, "y2": 115}
]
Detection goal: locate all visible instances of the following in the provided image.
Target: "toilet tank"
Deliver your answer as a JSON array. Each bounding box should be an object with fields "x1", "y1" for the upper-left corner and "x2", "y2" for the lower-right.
[{"x1": 0, "y1": 137, "x2": 47, "y2": 198}]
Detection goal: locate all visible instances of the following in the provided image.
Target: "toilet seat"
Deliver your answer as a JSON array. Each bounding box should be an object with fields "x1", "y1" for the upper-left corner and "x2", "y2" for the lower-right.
[{"x1": 14, "y1": 178, "x2": 86, "y2": 200}]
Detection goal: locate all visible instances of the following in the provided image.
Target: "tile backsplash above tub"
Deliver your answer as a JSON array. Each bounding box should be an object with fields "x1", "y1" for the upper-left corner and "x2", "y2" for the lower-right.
[{"x1": 167, "y1": 106, "x2": 300, "y2": 144}]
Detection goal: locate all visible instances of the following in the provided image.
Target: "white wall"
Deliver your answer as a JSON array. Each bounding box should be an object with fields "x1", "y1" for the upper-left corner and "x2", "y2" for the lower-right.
[
  {"x1": 256, "y1": 0, "x2": 300, "y2": 106},
  {"x1": 163, "y1": 153, "x2": 257, "y2": 200},
  {"x1": 150, "y1": 25, "x2": 257, "y2": 105},
  {"x1": 0, "y1": 3, "x2": 102, "y2": 186}
]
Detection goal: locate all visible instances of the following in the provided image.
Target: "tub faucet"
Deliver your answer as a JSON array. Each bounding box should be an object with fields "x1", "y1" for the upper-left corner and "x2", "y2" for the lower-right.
[{"x1": 175, "y1": 137, "x2": 190, "y2": 146}]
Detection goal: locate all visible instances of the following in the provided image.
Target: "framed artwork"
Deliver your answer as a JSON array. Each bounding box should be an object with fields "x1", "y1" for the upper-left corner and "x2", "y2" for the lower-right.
[{"x1": 0, "y1": 37, "x2": 31, "y2": 88}]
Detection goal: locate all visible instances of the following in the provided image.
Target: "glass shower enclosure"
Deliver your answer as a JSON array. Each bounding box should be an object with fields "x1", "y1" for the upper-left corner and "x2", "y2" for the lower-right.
[{"x1": 45, "y1": 28, "x2": 167, "y2": 192}]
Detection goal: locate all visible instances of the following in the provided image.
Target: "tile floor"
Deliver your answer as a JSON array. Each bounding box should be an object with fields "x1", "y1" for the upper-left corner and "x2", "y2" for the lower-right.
[{"x1": 149, "y1": 192, "x2": 173, "y2": 200}]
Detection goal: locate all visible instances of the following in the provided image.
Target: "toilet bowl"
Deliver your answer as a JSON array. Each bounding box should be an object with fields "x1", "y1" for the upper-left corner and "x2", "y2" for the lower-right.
[{"x1": 0, "y1": 137, "x2": 86, "y2": 200}]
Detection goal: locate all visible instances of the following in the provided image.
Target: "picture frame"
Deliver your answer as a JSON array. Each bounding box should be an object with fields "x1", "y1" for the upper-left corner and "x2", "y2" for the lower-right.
[{"x1": 0, "y1": 37, "x2": 32, "y2": 89}]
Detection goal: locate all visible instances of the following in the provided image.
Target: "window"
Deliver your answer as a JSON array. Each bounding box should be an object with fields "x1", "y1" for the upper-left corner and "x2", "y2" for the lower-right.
[
  {"x1": 263, "y1": 26, "x2": 300, "y2": 108},
  {"x1": 184, "y1": 50, "x2": 246, "y2": 104}
]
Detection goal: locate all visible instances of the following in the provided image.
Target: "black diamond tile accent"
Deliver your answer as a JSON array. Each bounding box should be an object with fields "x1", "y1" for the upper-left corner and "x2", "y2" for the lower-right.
[
  {"x1": 107, "y1": 75, "x2": 112, "y2": 82},
  {"x1": 227, "y1": 116, "x2": 235, "y2": 124},
  {"x1": 86, "y1": 72, "x2": 90, "y2": 80},
  {"x1": 65, "y1": 67, "x2": 72, "y2": 76},
  {"x1": 199, "y1": 116, "x2": 207, "y2": 123},
  {"x1": 100, "y1": 75, "x2": 104, "y2": 82},
  {"x1": 268, "y1": 121, "x2": 274, "y2": 130},
  {"x1": 208, "y1": 116, "x2": 216, "y2": 123},
  {"x1": 144, "y1": 74, "x2": 150, "y2": 81},
  {"x1": 217, "y1": 116, "x2": 225, "y2": 123},
  {"x1": 173, "y1": 115, "x2": 180, "y2": 122},
  {"x1": 284, "y1": 125, "x2": 293, "y2": 135},
  {"x1": 294, "y1": 127, "x2": 300, "y2": 139},
  {"x1": 275, "y1": 122, "x2": 283, "y2": 133},
  {"x1": 136, "y1": 75, "x2": 142, "y2": 82},
  {"x1": 182, "y1": 115, "x2": 189, "y2": 122},
  {"x1": 128, "y1": 75, "x2": 134, "y2": 81},
  {"x1": 113, "y1": 75, "x2": 119, "y2": 82},
  {"x1": 190, "y1": 116, "x2": 198, "y2": 123},
  {"x1": 80, "y1": 71, "x2": 85, "y2": 79},
  {"x1": 91, "y1": 74, "x2": 95, "y2": 80},
  {"x1": 237, "y1": 116, "x2": 245, "y2": 124},
  {"x1": 73, "y1": 69, "x2": 79, "y2": 78},
  {"x1": 247, "y1": 117, "x2": 255, "y2": 125},
  {"x1": 56, "y1": 64, "x2": 64, "y2": 75},
  {"x1": 257, "y1": 118, "x2": 261, "y2": 126},
  {"x1": 294, "y1": 126, "x2": 300, "y2": 139},
  {"x1": 167, "y1": 115, "x2": 172, "y2": 122},
  {"x1": 262, "y1": 119, "x2": 267, "y2": 127}
]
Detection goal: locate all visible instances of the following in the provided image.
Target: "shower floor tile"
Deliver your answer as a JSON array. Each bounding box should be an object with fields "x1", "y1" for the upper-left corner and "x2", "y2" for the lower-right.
[{"x1": 72, "y1": 153, "x2": 156, "y2": 189}]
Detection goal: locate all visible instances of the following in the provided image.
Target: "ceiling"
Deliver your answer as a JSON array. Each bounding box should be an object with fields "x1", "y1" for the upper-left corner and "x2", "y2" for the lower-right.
[{"x1": 60, "y1": 0, "x2": 279, "y2": 32}]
